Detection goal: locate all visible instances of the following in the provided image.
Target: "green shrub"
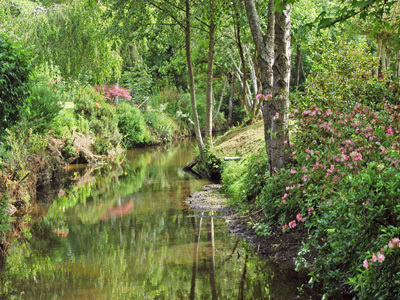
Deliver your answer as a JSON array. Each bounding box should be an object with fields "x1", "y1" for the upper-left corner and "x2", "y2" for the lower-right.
[
  {"x1": 4, "y1": 127, "x2": 48, "y2": 178},
  {"x1": 0, "y1": 34, "x2": 32, "y2": 134},
  {"x1": 197, "y1": 141, "x2": 222, "y2": 182},
  {"x1": 297, "y1": 34, "x2": 400, "y2": 111},
  {"x1": 0, "y1": 194, "x2": 11, "y2": 241},
  {"x1": 144, "y1": 110, "x2": 179, "y2": 143},
  {"x1": 74, "y1": 86, "x2": 121, "y2": 149},
  {"x1": 222, "y1": 151, "x2": 269, "y2": 208},
  {"x1": 250, "y1": 103, "x2": 400, "y2": 298},
  {"x1": 116, "y1": 102, "x2": 148, "y2": 147},
  {"x1": 21, "y1": 68, "x2": 64, "y2": 134}
]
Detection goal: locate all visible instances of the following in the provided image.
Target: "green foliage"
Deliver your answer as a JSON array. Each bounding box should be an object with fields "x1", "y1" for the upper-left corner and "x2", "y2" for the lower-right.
[
  {"x1": 303, "y1": 163, "x2": 400, "y2": 299},
  {"x1": 143, "y1": 110, "x2": 178, "y2": 143},
  {"x1": 74, "y1": 86, "x2": 121, "y2": 154},
  {"x1": 299, "y1": 34, "x2": 384, "y2": 110},
  {"x1": 0, "y1": 194, "x2": 11, "y2": 241},
  {"x1": 0, "y1": 33, "x2": 31, "y2": 134},
  {"x1": 21, "y1": 67, "x2": 64, "y2": 134},
  {"x1": 3, "y1": 127, "x2": 48, "y2": 178},
  {"x1": 222, "y1": 151, "x2": 269, "y2": 208},
  {"x1": 1, "y1": 0, "x2": 122, "y2": 83},
  {"x1": 61, "y1": 138, "x2": 76, "y2": 159},
  {"x1": 197, "y1": 141, "x2": 222, "y2": 182},
  {"x1": 116, "y1": 102, "x2": 149, "y2": 147},
  {"x1": 120, "y1": 65, "x2": 153, "y2": 102}
]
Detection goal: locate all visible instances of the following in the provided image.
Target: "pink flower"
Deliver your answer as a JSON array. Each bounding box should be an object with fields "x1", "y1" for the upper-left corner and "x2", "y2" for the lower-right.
[
  {"x1": 308, "y1": 207, "x2": 314, "y2": 215},
  {"x1": 282, "y1": 224, "x2": 288, "y2": 231},
  {"x1": 256, "y1": 93, "x2": 272, "y2": 100},
  {"x1": 290, "y1": 169, "x2": 297, "y2": 174},
  {"x1": 390, "y1": 238, "x2": 400, "y2": 248},
  {"x1": 296, "y1": 213, "x2": 306, "y2": 222},
  {"x1": 371, "y1": 253, "x2": 378, "y2": 262},
  {"x1": 289, "y1": 220, "x2": 297, "y2": 228},
  {"x1": 282, "y1": 193, "x2": 288, "y2": 204},
  {"x1": 363, "y1": 259, "x2": 370, "y2": 270},
  {"x1": 302, "y1": 174, "x2": 307, "y2": 182},
  {"x1": 386, "y1": 127, "x2": 393, "y2": 135},
  {"x1": 378, "y1": 253, "x2": 385, "y2": 263}
]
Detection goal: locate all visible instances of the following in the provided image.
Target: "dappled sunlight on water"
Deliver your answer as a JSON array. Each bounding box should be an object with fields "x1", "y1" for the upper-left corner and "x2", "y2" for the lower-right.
[{"x1": 0, "y1": 140, "x2": 317, "y2": 300}]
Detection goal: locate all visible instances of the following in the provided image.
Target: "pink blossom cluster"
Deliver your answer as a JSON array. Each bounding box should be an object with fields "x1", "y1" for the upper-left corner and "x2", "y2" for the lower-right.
[
  {"x1": 363, "y1": 237, "x2": 400, "y2": 270},
  {"x1": 280, "y1": 103, "x2": 400, "y2": 231},
  {"x1": 282, "y1": 213, "x2": 306, "y2": 231},
  {"x1": 256, "y1": 94, "x2": 272, "y2": 100},
  {"x1": 93, "y1": 84, "x2": 132, "y2": 102}
]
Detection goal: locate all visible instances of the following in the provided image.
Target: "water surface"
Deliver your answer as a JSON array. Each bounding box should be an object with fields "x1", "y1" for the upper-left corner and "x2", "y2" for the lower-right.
[{"x1": 0, "y1": 140, "x2": 315, "y2": 299}]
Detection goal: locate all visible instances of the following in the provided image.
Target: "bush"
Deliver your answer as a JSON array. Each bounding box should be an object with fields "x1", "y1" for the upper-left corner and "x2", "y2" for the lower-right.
[
  {"x1": 222, "y1": 151, "x2": 269, "y2": 208},
  {"x1": 196, "y1": 141, "x2": 222, "y2": 182},
  {"x1": 0, "y1": 193, "x2": 11, "y2": 242},
  {"x1": 21, "y1": 67, "x2": 64, "y2": 134},
  {"x1": 74, "y1": 86, "x2": 121, "y2": 153},
  {"x1": 116, "y1": 102, "x2": 148, "y2": 147},
  {"x1": 253, "y1": 103, "x2": 400, "y2": 298},
  {"x1": 298, "y1": 35, "x2": 400, "y2": 111},
  {"x1": 0, "y1": 34, "x2": 31, "y2": 134},
  {"x1": 144, "y1": 109, "x2": 181, "y2": 143}
]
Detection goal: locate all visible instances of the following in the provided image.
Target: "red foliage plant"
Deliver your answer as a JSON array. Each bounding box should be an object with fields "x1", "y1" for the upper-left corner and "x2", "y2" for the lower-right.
[{"x1": 93, "y1": 84, "x2": 132, "y2": 102}]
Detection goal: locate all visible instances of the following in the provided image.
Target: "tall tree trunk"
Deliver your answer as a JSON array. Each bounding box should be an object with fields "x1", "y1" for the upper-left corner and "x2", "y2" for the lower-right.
[
  {"x1": 270, "y1": 3, "x2": 291, "y2": 174},
  {"x1": 205, "y1": 19, "x2": 216, "y2": 143},
  {"x1": 228, "y1": 75, "x2": 234, "y2": 126},
  {"x1": 213, "y1": 77, "x2": 228, "y2": 121},
  {"x1": 235, "y1": 21, "x2": 249, "y2": 119},
  {"x1": 186, "y1": 0, "x2": 204, "y2": 159},
  {"x1": 244, "y1": 0, "x2": 275, "y2": 171},
  {"x1": 294, "y1": 44, "x2": 301, "y2": 87},
  {"x1": 396, "y1": 51, "x2": 400, "y2": 78},
  {"x1": 382, "y1": 42, "x2": 387, "y2": 74},
  {"x1": 377, "y1": 39, "x2": 382, "y2": 77}
]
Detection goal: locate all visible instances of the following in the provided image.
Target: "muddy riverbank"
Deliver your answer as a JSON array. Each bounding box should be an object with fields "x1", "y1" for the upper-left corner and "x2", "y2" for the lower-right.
[{"x1": 186, "y1": 184, "x2": 306, "y2": 265}]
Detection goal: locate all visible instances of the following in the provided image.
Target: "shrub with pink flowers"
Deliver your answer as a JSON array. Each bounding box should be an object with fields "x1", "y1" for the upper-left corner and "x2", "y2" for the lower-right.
[{"x1": 254, "y1": 102, "x2": 400, "y2": 298}]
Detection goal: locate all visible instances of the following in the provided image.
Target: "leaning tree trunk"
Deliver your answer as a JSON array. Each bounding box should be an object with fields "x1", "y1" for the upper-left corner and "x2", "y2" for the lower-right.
[
  {"x1": 205, "y1": 20, "x2": 216, "y2": 144},
  {"x1": 270, "y1": 3, "x2": 291, "y2": 174},
  {"x1": 186, "y1": 0, "x2": 204, "y2": 159}
]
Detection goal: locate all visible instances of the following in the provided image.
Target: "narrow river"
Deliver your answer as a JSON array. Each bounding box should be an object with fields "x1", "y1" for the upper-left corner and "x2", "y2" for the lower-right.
[{"x1": 0, "y1": 139, "x2": 315, "y2": 299}]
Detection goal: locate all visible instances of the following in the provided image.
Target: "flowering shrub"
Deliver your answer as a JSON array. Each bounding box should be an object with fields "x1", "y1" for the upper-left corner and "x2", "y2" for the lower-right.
[
  {"x1": 256, "y1": 102, "x2": 400, "y2": 298},
  {"x1": 93, "y1": 84, "x2": 132, "y2": 104}
]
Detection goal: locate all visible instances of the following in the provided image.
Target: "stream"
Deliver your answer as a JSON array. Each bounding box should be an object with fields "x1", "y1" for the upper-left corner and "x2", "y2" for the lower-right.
[{"x1": 0, "y1": 139, "x2": 316, "y2": 299}]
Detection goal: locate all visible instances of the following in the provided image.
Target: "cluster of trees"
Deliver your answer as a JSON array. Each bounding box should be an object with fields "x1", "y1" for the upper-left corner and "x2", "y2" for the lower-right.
[{"x1": 2, "y1": 0, "x2": 399, "y2": 163}]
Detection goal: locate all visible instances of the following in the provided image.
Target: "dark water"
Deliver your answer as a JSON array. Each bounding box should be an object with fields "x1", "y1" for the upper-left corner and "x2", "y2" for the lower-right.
[{"x1": 0, "y1": 140, "x2": 315, "y2": 300}]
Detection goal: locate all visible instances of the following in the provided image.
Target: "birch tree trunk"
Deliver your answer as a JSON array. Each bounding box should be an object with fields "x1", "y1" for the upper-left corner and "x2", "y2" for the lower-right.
[
  {"x1": 205, "y1": 19, "x2": 216, "y2": 143},
  {"x1": 270, "y1": 3, "x2": 291, "y2": 173},
  {"x1": 186, "y1": 0, "x2": 204, "y2": 159},
  {"x1": 244, "y1": 0, "x2": 277, "y2": 174}
]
